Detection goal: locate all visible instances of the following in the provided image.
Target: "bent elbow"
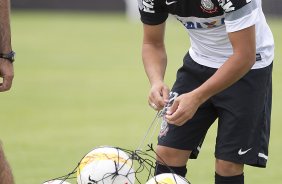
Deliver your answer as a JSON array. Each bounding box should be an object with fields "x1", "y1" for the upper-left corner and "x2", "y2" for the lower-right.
[
  {"x1": 247, "y1": 51, "x2": 256, "y2": 67},
  {"x1": 234, "y1": 49, "x2": 256, "y2": 69}
]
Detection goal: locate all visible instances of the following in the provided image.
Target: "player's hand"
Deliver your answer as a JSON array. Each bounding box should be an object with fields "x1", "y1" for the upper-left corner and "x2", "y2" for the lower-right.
[
  {"x1": 148, "y1": 82, "x2": 170, "y2": 111},
  {"x1": 165, "y1": 91, "x2": 202, "y2": 126},
  {"x1": 0, "y1": 58, "x2": 14, "y2": 92}
]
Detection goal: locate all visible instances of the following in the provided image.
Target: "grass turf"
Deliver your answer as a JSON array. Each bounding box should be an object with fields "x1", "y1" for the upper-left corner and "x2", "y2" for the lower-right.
[{"x1": 0, "y1": 11, "x2": 281, "y2": 183}]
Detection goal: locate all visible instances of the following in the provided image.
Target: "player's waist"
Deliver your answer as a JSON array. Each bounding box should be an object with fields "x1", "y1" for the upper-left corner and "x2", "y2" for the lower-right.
[{"x1": 189, "y1": 48, "x2": 274, "y2": 69}]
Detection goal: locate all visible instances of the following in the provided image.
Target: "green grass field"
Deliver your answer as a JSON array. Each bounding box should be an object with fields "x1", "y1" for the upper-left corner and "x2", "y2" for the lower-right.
[{"x1": 0, "y1": 11, "x2": 281, "y2": 183}]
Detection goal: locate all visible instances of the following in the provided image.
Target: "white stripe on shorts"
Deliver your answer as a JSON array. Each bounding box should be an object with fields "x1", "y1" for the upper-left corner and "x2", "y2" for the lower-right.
[{"x1": 258, "y1": 153, "x2": 268, "y2": 160}]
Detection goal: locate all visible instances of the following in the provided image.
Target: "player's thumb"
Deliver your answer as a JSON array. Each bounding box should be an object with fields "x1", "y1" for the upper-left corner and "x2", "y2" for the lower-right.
[{"x1": 166, "y1": 98, "x2": 179, "y2": 115}]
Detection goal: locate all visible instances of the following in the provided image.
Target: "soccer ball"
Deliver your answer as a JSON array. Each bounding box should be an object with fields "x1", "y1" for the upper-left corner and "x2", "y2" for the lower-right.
[
  {"x1": 42, "y1": 180, "x2": 71, "y2": 184},
  {"x1": 146, "y1": 173, "x2": 190, "y2": 184},
  {"x1": 77, "y1": 146, "x2": 135, "y2": 184}
]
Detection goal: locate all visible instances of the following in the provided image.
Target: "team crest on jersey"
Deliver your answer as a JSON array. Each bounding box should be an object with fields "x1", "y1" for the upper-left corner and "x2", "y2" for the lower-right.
[{"x1": 201, "y1": 0, "x2": 218, "y2": 13}]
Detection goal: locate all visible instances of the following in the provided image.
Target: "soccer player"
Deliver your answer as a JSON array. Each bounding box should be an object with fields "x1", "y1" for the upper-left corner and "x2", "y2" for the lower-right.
[
  {"x1": 0, "y1": 0, "x2": 15, "y2": 183},
  {"x1": 138, "y1": 0, "x2": 274, "y2": 183}
]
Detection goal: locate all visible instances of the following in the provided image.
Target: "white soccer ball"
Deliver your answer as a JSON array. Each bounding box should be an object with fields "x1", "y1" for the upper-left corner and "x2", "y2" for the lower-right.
[
  {"x1": 43, "y1": 180, "x2": 71, "y2": 184},
  {"x1": 146, "y1": 173, "x2": 190, "y2": 184},
  {"x1": 77, "y1": 146, "x2": 135, "y2": 184}
]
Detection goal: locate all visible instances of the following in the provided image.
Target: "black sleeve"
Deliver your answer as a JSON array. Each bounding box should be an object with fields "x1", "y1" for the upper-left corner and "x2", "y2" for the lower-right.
[
  {"x1": 217, "y1": 0, "x2": 252, "y2": 13},
  {"x1": 138, "y1": 0, "x2": 169, "y2": 25}
]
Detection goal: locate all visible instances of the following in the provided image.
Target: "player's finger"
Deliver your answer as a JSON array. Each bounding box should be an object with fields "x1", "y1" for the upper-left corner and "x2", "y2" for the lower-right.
[
  {"x1": 170, "y1": 115, "x2": 188, "y2": 126},
  {"x1": 148, "y1": 96, "x2": 161, "y2": 111},
  {"x1": 161, "y1": 86, "x2": 170, "y2": 103},
  {"x1": 166, "y1": 108, "x2": 187, "y2": 126},
  {"x1": 166, "y1": 99, "x2": 189, "y2": 124},
  {"x1": 148, "y1": 102, "x2": 158, "y2": 110},
  {"x1": 166, "y1": 98, "x2": 179, "y2": 115},
  {"x1": 0, "y1": 75, "x2": 13, "y2": 92},
  {"x1": 151, "y1": 91, "x2": 165, "y2": 109}
]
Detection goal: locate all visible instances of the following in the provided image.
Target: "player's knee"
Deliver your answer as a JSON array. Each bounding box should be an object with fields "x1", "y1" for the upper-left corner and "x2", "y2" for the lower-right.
[
  {"x1": 156, "y1": 145, "x2": 191, "y2": 167},
  {"x1": 215, "y1": 159, "x2": 244, "y2": 176}
]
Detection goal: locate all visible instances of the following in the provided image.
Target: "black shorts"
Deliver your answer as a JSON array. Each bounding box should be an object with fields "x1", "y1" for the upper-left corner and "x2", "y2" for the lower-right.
[{"x1": 158, "y1": 52, "x2": 272, "y2": 168}]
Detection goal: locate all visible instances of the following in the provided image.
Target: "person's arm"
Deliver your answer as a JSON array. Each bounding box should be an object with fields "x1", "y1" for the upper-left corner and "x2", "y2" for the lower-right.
[
  {"x1": 0, "y1": 0, "x2": 13, "y2": 92},
  {"x1": 142, "y1": 22, "x2": 170, "y2": 110},
  {"x1": 0, "y1": 143, "x2": 14, "y2": 184},
  {"x1": 166, "y1": 25, "x2": 256, "y2": 125}
]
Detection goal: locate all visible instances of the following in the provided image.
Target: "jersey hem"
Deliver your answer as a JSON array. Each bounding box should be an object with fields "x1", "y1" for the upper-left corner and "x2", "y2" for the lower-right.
[{"x1": 189, "y1": 48, "x2": 274, "y2": 69}]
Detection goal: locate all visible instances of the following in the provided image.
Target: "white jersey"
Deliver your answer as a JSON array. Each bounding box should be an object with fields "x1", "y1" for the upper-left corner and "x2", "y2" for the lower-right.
[{"x1": 138, "y1": 0, "x2": 274, "y2": 69}]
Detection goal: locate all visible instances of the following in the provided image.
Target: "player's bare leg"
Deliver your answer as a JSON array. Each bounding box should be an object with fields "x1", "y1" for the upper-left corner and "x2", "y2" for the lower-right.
[
  {"x1": 155, "y1": 145, "x2": 191, "y2": 177},
  {"x1": 215, "y1": 159, "x2": 244, "y2": 184},
  {"x1": 156, "y1": 145, "x2": 191, "y2": 166},
  {"x1": 0, "y1": 144, "x2": 14, "y2": 184},
  {"x1": 216, "y1": 159, "x2": 244, "y2": 176}
]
